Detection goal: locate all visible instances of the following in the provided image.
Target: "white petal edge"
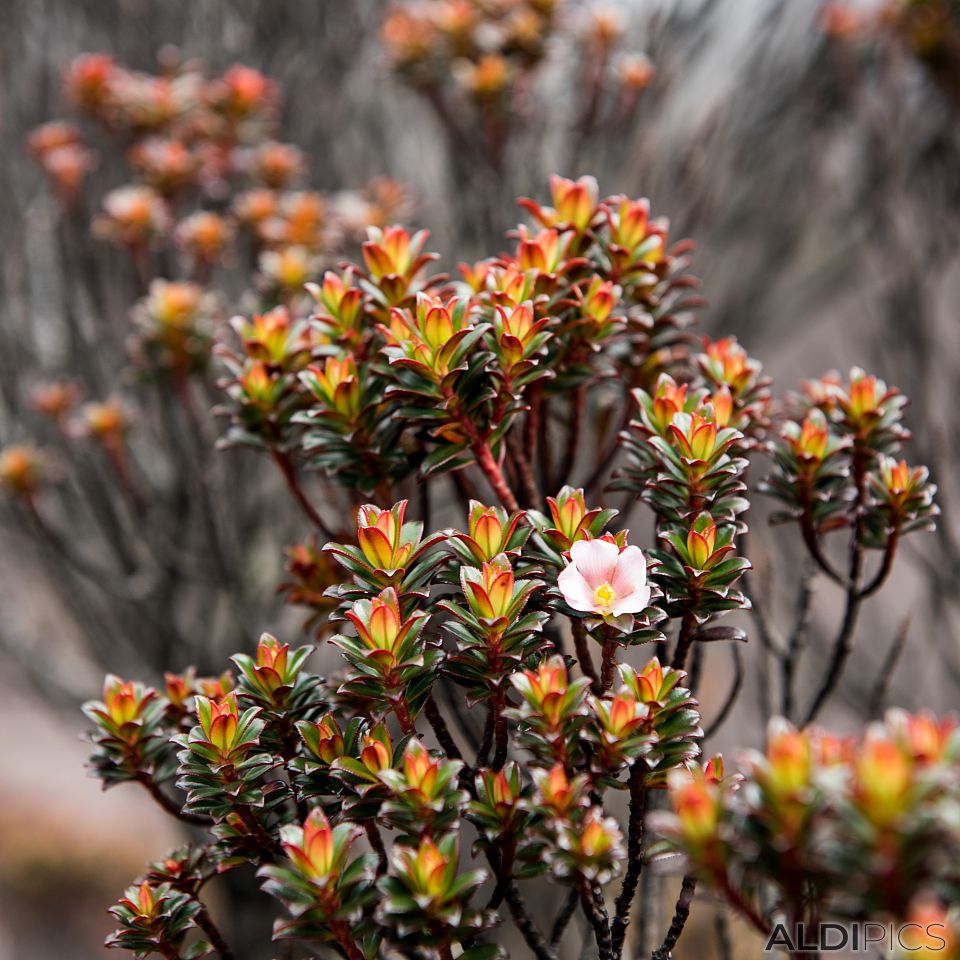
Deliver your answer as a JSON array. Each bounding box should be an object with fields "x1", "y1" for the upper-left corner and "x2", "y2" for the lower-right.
[
  {"x1": 569, "y1": 538, "x2": 619, "y2": 590},
  {"x1": 611, "y1": 583, "x2": 652, "y2": 617},
  {"x1": 557, "y1": 563, "x2": 597, "y2": 612},
  {"x1": 610, "y1": 545, "x2": 647, "y2": 595}
]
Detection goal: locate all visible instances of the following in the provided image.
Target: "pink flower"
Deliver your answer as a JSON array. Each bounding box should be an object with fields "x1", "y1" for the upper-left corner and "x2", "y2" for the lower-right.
[{"x1": 558, "y1": 538, "x2": 651, "y2": 618}]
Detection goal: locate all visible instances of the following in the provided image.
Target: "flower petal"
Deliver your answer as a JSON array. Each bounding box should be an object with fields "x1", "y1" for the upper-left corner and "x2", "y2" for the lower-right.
[
  {"x1": 610, "y1": 545, "x2": 647, "y2": 596},
  {"x1": 570, "y1": 538, "x2": 619, "y2": 590},
  {"x1": 611, "y1": 583, "x2": 652, "y2": 617},
  {"x1": 558, "y1": 563, "x2": 597, "y2": 612}
]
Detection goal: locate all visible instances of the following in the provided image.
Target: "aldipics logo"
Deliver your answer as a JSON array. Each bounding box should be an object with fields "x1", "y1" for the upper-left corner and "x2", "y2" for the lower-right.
[{"x1": 765, "y1": 922, "x2": 950, "y2": 954}]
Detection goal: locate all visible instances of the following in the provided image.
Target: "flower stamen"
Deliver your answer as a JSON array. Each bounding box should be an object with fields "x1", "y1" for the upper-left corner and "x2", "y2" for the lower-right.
[{"x1": 594, "y1": 582, "x2": 617, "y2": 612}]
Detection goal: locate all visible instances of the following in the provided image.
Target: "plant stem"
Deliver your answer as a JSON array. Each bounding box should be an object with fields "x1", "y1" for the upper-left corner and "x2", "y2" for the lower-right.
[
  {"x1": 716, "y1": 872, "x2": 771, "y2": 939},
  {"x1": 800, "y1": 446, "x2": 902, "y2": 722},
  {"x1": 802, "y1": 583, "x2": 863, "y2": 725},
  {"x1": 859, "y1": 525, "x2": 900, "y2": 597},
  {"x1": 424, "y1": 694, "x2": 462, "y2": 761},
  {"x1": 703, "y1": 644, "x2": 745, "y2": 740},
  {"x1": 600, "y1": 636, "x2": 620, "y2": 692},
  {"x1": 571, "y1": 618, "x2": 601, "y2": 693},
  {"x1": 135, "y1": 773, "x2": 211, "y2": 826},
  {"x1": 799, "y1": 506, "x2": 846, "y2": 586},
  {"x1": 779, "y1": 565, "x2": 816, "y2": 720},
  {"x1": 271, "y1": 448, "x2": 335, "y2": 538},
  {"x1": 491, "y1": 687, "x2": 509, "y2": 770},
  {"x1": 476, "y1": 704, "x2": 495, "y2": 768},
  {"x1": 554, "y1": 384, "x2": 585, "y2": 490},
  {"x1": 393, "y1": 697, "x2": 417, "y2": 736},
  {"x1": 471, "y1": 438, "x2": 520, "y2": 512},
  {"x1": 550, "y1": 888, "x2": 579, "y2": 947},
  {"x1": 671, "y1": 610, "x2": 698, "y2": 671},
  {"x1": 194, "y1": 904, "x2": 236, "y2": 960},
  {"x1": 331, "y1": 920, "x2": 366, "y2": 960},
  {"x1": 157, "y1": 940, "x2": 182, "y2": 960},
  {"x1": 578, "y1": 877, "x2": 614, "y2": 960},
  {"x1": 504, "y1": 880, "x2": 558, "y2": 960},
  {"x1": 364, "y1": 820, "x2": 388, "y2": 875},
  {"x1": 487, "y1": 837, "x2": 516, "y2": 909},
  {"x1": 868, "y1": 616, "x2": 911, "y2": 718},
  {"x1": 236, "y1": 805, "x2": 279, "y2": 859},
  {"x1": 714, "y1": 909, "x2": 733, "y2": 960},
  {"x1": 611, "y1": 765, "x2": 646, "y2": 957},
  {"x1": 506, "y1": 430, "x2": 541, "y2": 506},
  {"x1": 651, "y1": 875, "x2": 697, "y2": 960}
]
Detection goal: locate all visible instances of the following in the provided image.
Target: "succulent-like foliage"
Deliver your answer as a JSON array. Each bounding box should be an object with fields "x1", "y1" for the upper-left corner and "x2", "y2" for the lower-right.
[
  {"x1": 70, "y1": 173, "x2": 938, "y2": 960},
  {"x1": 107, "y1": 882, "x2": 208, "y2": 960},
  {"x1": 174, "y1": 694, "x2": 280, "y2": 826},
  {"x1": 259, "y1": 810, "x2": 377, "y2": 951},
  {"x1": 657, "y1": 711, "x2": 960, "y2": 932},
  {"x1": 84, "y1": 676, "x2": 178, "y2": 789}
]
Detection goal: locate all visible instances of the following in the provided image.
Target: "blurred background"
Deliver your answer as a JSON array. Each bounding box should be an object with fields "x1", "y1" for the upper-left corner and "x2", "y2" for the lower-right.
[{"x1": 2, "y1": 0, "x2": 960, "y2": 957}]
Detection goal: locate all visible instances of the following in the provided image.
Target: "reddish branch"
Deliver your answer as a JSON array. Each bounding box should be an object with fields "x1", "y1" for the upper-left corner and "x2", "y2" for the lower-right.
[
  {"x1": 393, "y1": 697, "x2": 417, "y2": 736},
  {"x1": 600, "y1": 636, "x2": 619, "y2": 692},
  {"x1": 135, "y1": 773, "x2": 211, "y2": 827},
  {"x1": 506, "y1": 431, "x2": 541, "y2": 506},
  {"x1": 471, "y1": 438, "x2": 520, "y2": 513},
  {"x1": 194, "y1": 904, "x2": 236, "y2": 960},
  {"x1": 271, "y1": 448, "x2": 336, "y2": 538}
]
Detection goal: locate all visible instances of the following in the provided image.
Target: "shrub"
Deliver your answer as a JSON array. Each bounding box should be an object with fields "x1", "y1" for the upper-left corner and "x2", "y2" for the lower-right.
[{"x1": 73, "y1": 174, "x2": 947, "y2": 959}]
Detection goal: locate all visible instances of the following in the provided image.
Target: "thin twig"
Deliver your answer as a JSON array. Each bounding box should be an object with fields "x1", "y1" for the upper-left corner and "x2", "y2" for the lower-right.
[
  {"x1": 424, "y1": 693, "x2": 463, "y2": 761},
  {"x1": 194, "y1": 905, "x2": 236, "y2": 960},
  {"x1": 471, "y1": 438, "x2": 521, "y2": 513},
  {"x1": 550, "y1": 887, "x2": 580, "y2": 947},
  {"x1": 651, "y1": 875, "x2": 697, "y2": 960},
  {"x1": 801, "y1": 584, "x2": 863, "y2": 726},
  {"x1": 671, "y1": 611, "x2": 698, "y2": 671},
  {"x1": 504, "y1": 880, "x2": 559, "y2": 960},
  {"x1": 802, "y1": 451, "x2": 871, "y2": 724},
  {"x1": 799, "y1": 511, "x2": 847, "y2": 587},
  {"x1": 859, "y1": 526, "x2": 900, "y2": 597},
  {"x1": 507, "y1": 430, "x2": 541, "y2": 507},
  {"x1": 611, "y1": 764, "x2": 646, "y2": 957},
  {"x1": 687, "y1": 642, "x2": 704, "y2": 696},
  {"x1": 579, "y1": 878, "x2": 614, "y2": 960},
  {"x1": 571, "y1": 618, "x2": 602, "y2": 693},
  {"x1": 780, "y1": 564, "x2": 817, "y2": 721},
  {"x1": 491, "y1": 688, "x2": 510, "y2": 770},
  {"x1": 476, "y1": 703, "x2": 495, "y2": 769},
  {"x1": 867, "y1": 616, "x2": 910, "y2": 718},
  {"x1": 364, "y1": 820, "x2": 388, "y2": 875},
  {"x1": 716, "y1": 872, "x2": 772, "y2": 939},
  {"x1": 703, "y1": 643, "x2": 744, "y2": 740},
  {"x1": 136, "y1": 774, "x2": 211, "y2": 827},
  {"x1": 714, "y1": 908, "x2": 733, "y2": 960},
  {"x1": 271, "y1": 448, "x2": 336, "y2": 539},
  {"x1": 554, "y1": 384, "x2": 586, "y2": 491}
]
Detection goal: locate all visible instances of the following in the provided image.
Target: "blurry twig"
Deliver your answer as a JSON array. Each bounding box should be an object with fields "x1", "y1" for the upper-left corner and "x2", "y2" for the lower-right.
[
  {"x1": 650, "y1": 875, "x2": 697, "y2": 960},
  {"x1": 868, "y1": 616, "x2": 910, "y2": 719}
]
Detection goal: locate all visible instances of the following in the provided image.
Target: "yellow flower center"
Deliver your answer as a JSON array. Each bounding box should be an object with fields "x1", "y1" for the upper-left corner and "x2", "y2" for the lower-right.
[{"x1": 594, "y1": 583, "x2": 617, "y2": 610}]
